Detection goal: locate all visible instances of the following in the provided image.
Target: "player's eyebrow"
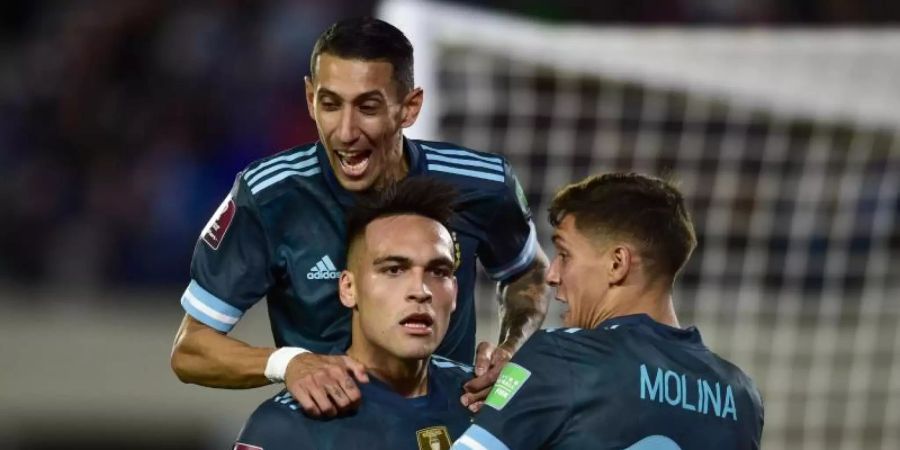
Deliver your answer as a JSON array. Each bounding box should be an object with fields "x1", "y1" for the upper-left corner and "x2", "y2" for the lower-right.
[
  {"x1": 317, "y1": 87, "x2": 385, "y2": 103},
  {"x1": 372, "y1": 255, "x2": 413, "y2": 267},
  {"x1": 426, "y1": 256, "x2": 455, "y2": 270}
]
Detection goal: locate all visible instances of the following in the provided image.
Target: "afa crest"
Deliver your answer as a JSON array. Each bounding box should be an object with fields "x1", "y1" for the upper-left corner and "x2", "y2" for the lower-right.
[{"x1": 416, "y1": 426, "x2": 452, "y2": 450}]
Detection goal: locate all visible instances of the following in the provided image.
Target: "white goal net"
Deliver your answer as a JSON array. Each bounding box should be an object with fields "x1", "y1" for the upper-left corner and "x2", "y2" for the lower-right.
[{"x1": 382, "y1": 1, "x2": 900, "y2": 449}]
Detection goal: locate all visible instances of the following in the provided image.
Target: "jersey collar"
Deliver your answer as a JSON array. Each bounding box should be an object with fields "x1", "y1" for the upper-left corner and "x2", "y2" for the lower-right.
[
  {"x1": 597, "y1": 314, "x2": 706, "y2": 347},
  {"x1": 317, "y1": 137, "x2": 426, "y2": 209},
  {"x1": 359, "y1": 366, "x2": 449, "y2": 412}
]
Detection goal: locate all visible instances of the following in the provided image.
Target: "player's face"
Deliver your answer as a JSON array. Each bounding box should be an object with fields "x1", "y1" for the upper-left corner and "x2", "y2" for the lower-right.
[
  {"x1": 341, "y1": 215, "x2": 457, "y2": 360},
  {"x1": 546, "y1": 215, "x2": 610, "y2": 328},
  {"x1": 306, "y1": 53, "x2": 423, "y2": 193}
]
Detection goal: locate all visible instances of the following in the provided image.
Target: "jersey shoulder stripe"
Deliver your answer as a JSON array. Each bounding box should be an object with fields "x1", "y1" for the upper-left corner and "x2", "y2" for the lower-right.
[
  {"x1": 420, "y1": 143, "x2": 504, "y2": 164},
  {"x1": 421, "y1": 144, "x2": 506, "y2": 183},
  {"x1": 243, "y1": 145, "x2": 321, "y2": 195},
  {"x1": 272, "y1": 392, "x2": 300, "y2": 411},
  {"x1": 431, "y1": 355, "x2": 474, "y2": 374},
  {"x1": 244, "y1": 144, "x2": 317, "y2": 180},
  {"x1": 181, "y1": 280, "x2": 243, "y2": 332},
  {"x1": 482, "y1": 221, "x2": 537, "y2": 281},
  {"x1": 451, "y1": 424, "x2": 510, "y2": 450}
]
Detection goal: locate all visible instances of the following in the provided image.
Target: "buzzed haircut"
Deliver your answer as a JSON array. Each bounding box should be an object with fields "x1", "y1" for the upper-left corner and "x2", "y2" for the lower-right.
[
  {"x1": 310, "y1": 17, "x2": 414, "y2": 96},
  {"x1": 548, "y1": 172, "x2": 697, "y2": 282},
  {"x1": 346, "y1": 176, "x2": 458, "y2": 266}
]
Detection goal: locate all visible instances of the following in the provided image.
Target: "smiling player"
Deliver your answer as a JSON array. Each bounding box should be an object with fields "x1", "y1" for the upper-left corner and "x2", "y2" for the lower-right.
[{"x1": 171, "y1": 17, "x2": 548, "y2": 417}]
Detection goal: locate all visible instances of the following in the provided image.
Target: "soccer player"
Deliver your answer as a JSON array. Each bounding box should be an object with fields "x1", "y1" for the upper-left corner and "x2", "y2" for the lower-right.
[
  {"x1": 234, "y1": 178, "x2": 473, "y2": 450},
  {"x1": 452, "y1": 173, "x2": 764, "y2": 450},
  {"x1": 170, "y1": 17, "x2": 548, "y2": 417}
]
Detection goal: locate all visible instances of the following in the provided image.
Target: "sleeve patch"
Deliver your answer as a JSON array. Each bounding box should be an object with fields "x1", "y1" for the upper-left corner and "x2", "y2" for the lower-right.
[
  {"x1": 484, "y1": 362, "x2": 532, "y2": 411},
  {"x1": 201, "y1": 194, "x2": 236, "y2": 250}
]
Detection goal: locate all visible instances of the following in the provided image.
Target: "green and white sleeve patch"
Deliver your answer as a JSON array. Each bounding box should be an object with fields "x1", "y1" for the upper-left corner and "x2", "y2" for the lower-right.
[{"x1": 484, "y1": 362, "x2": 532, "y2": 411}]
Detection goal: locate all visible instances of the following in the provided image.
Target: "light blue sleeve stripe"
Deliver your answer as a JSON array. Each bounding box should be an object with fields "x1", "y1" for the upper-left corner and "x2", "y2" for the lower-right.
[
  {"x1": 250, "y1": 167, "x2": 321, "y2": 194},
  {"x1": 246, "y1": 156, "x2": 318, "y2": 187},
  {"x1": 484, "y1": 221, "x2": 538, "y2": 281},
  {"x1": 186, "y1": 280, "x2": 243, "y2": 318},
  {"x1": 451, "y1": 425, "x2": 510, "y2": 450},
  {"x1": 181, "y1": 295, "x2": 234, "y2": 333},
  {"x1": 420, "y1": 145, "x2": 504, "y2": 164},
  {"x1": 424, "y1": 153, "x2": 505, "y2": 173},
  {"x1": 427, "y1": 164, "x2": 505, "y2": 183},
  {"x1": 244, "y1": 145, "x2": 317, "y2": 180}
]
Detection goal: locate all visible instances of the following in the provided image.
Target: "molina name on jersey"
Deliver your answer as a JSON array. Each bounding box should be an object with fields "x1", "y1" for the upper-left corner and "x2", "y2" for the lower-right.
[{"x1": 453, "y1": 314, "x2": 764, "y2": 450}]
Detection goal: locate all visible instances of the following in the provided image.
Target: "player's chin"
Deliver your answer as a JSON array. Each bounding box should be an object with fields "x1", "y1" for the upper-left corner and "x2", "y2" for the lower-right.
[
  {"x1": 394, "y1": 337, "x2": 440, "y2": 358},
  {"x1": 334, "y1": 171, "x2": 376, "y2": 192}
]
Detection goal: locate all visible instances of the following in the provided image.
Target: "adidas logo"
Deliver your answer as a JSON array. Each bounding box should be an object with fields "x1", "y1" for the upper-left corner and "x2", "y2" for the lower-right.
[{"x1": 307, "y1": 255, "x2": 341, "y2": 280}]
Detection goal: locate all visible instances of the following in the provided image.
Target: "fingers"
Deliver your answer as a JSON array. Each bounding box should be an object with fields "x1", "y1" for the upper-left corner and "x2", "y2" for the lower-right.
[
  {"x1": 460, "y1": 385, "x2": 492, "y2": 411},
  {"x1": 342, "y1": 356, "x2": 370, "y2": 383},
  {"x1": 307, "y1": 375, "x2": 338, "y2": 417},
  {"x1": 473, "y1": 341, "x2": 495, "y2": 377},
  {"x1": 489, "y1": 345, "x2": 513, "y2": 367},
  {"x1": 283, "y1": 354, "x2": 368, "y2": 417},
  {"x1": 288, "y1": 384, "x2": 322, "y2": 417},
  {"x1": 326, "y1": 366, "x2": 361, "y2": 409},
  {"x1": 462, "y1": 344, "x2": 516, "y2": 411}
]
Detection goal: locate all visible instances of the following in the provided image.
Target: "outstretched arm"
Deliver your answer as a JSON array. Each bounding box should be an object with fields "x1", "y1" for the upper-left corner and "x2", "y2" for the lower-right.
[
  {"x1": 462, "y1": 248, "x2": 548, "y2": 411},
  {"x1": 170, "y1": 314, "x2": 368, "y2": 417}
]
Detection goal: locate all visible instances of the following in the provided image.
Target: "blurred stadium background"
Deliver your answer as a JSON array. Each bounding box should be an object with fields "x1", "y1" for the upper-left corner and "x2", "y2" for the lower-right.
[{"x1": 0, "y1": 1, "x2": 898, "y2": 449}]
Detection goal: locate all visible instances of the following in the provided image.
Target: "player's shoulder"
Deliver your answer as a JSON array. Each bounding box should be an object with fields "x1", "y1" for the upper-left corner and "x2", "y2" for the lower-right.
[
  {"x1": 243, "y1": 390, "x2": 307, "y2": 431},
  {"x1": 414, "y1": 139, "x2": 512, "y2": 189},
  {"x1": 516, "y1": 327, "x2": 620, "y2": 364},
  {"x1": 429, "y1": 354, "x2": 475, "y2": 385},
  {"x1": 238, "y1": 142, "x2": 324, "y2": 198},
  {"x1": 708, "y1": 350, "x2": 762, "y2": 396},
  {"x1": 238, "y1": 390, "x2": 313, "y2": 445},
  {"x1": 256, "y1": 389, "x2": 306, "y2": 416}
]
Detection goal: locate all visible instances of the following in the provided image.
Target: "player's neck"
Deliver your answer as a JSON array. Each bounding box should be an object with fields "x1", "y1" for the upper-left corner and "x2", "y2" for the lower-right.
[
  {"x1": 373, "y1": 137, "x2": 410, "y2": 191},
  {"x1": 594, "y1": 284, "x2": 680, "y2": 328},
  {"x1": 346, "y1": 344, "x2": 429, "y2": 398}
]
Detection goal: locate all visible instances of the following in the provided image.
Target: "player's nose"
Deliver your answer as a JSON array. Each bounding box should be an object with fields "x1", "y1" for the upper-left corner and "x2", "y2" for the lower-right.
[
  {"x1": 406, "y1": 269, "x2": 433, "y2": 303},
  {"x1": 336, "y1": 108, "x2": 361, "y2": 144},
  {"x1": 546, "y1": 256, "x2": 561, "y2": 287}
]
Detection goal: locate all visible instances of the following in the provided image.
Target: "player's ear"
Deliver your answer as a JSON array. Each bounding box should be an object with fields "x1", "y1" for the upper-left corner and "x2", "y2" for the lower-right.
[
  {"x1": 339, "y1": 270, "x2": 357, "y2": 309},
  {"x1": 608, "y1": 244, "x2": 632, "y2": 285},
  {"x1": 399, "y1": 87, "x2": 423, "y2": 128},
  {"x1": 304, "y1": 76, "x2": 316, "y2": 120},
  {"x1": 449, "y1": 276, "x2": 458, "y2": 313}
]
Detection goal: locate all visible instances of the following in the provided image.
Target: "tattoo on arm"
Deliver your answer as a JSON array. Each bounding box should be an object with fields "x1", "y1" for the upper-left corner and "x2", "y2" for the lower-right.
[{"x1": 497, "y1": 252, "x2": 549, "y2": 350}]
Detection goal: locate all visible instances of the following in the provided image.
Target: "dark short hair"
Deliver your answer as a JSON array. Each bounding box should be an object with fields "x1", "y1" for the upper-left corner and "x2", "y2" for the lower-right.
[
  {"x1": 310, "y1": 17, "x2": 414, "y2": 96},
  {"x1": 346, "y1": 177, "x2": 458, "y2": 266},
  {"x1": 548, "y1": 172, "x2": 697, "y2": 282}
]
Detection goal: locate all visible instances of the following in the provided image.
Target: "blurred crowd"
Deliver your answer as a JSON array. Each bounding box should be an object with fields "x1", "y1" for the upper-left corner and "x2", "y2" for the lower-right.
[
  {"x1": 0, "y1": 1, "x2": 371, "y2": 288},
  {"x1": 0, "y1": 0, "x2": 896, "y2": 289}
]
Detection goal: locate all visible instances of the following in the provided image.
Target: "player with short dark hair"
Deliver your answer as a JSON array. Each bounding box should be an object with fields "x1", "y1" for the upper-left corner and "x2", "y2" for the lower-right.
[
  {"x1": 452, "y1": 173, "x2": 764, "y2": 450},
  {"x1": 171, "y1": 17, "x2": 548, "y2": 418},
  {"x1": 235, "y1": 178, "x2": 472, "y2": 450}
]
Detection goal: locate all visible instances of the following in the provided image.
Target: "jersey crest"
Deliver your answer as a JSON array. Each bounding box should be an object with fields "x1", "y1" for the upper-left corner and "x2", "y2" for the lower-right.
[
  {"x1": 201, "y1": 194, "x2": 236, "y2": 250},
  {"x1": 416, "y1": 425, "x2": 452, "y2": 450}
]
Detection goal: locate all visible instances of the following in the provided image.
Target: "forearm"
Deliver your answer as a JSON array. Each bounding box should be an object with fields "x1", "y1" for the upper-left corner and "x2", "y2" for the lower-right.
[
  {"x1": 497, "y1": 249, "x2": 549, "y2": 351},
  {"x1": 171, "y1": 315, "x2": 274, "y2": 389}
]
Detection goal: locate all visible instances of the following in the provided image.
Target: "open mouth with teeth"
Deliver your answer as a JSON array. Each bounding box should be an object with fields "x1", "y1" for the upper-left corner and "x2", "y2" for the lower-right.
[
  {"x1": 335, "y1": 150, "x2": 373, "y2": 178},
  {"x1": 399, "y1": 313, "x2": 435, "y2": 335}
]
